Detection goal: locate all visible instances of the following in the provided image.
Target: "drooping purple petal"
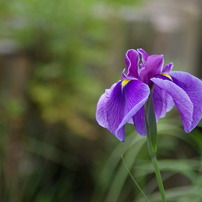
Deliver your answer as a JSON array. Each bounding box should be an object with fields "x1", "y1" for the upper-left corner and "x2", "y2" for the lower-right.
[
  {"x1": 96, "y1": 81, "x2": 125, "y2": 141},
  {"x1": 96, "y1": 82, "x2": 116, "y2": 128},
  {"x1": 137, "y1": 48, "x2": 149, "y2": 63},
  {"x1": 132, "y1": 107, "x2": 147, "y2": 136},
  {"x1": 151, "y1": 77, "x2": 193, "y2": 132},
  {"x1": 116, "y1": 80, "x2": 150, "y2": 136},
  {"x1": 153, "y1": 85, "x2": 174, "y2": 121},
  {"x1": 163, "y1": 62, "x2": 173, "y2": 73},
  {"x1": 125, "y1": 49, "x2": 139, "y2": 78},
  {"x1": 170, "y1": 71, "x2": 202, "y2": 131},
  {"x1": 140, "y1": 54, "x2": 164, "y2": 84}
]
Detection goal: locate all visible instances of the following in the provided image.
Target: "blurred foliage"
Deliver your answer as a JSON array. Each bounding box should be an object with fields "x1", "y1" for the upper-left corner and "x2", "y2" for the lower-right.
[
  {"x1": 0, "y1": 0, "x2": 112, "y2": 138},
  {"x1": 0, "y1": 0, "x2": 142, "y2": 202}
]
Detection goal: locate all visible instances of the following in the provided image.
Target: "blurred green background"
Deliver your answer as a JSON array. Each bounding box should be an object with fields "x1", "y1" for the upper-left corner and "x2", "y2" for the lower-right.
[{"x1": 1, "y1": 0, "x2": 202, "y2": 201}]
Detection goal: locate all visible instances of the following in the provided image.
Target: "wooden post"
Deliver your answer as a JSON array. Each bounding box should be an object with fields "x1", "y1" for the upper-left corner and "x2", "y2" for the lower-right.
[{"x1": 0, "y1": 40, "x2": 31, "y2": 202}]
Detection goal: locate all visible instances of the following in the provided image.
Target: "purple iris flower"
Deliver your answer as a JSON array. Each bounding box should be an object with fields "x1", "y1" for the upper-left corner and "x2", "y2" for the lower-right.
[{"x1": 96, "y1": 49, "x2": 202, "y2": 141}]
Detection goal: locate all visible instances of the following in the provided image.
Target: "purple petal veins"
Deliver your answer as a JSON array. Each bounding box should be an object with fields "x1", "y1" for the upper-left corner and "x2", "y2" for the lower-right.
[
  {"x1": 151, "y1": 77, "x2": 194, "y2": 132},
  {"x1": 170, "y1": 71, "x2": 202, "y2": 131},
  {"x1": 132, "y1": 107, "x2": 147, "y2": 136},
  {"x1": 96, "y1": 81, "x2": 125, "y2": 141},
  {"x1": 116, "y1": 80, "x2": 150, "y2": 137},
  {"x1": 153, "y1": 85, "x2": 174, "y2": 121}
]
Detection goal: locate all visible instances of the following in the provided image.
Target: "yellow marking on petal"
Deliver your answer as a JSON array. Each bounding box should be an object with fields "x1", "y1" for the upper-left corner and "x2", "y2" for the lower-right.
[
  {"x1": 121, "y1": 79, "x2": 130, "y2": 88},
  {"x1": 162, "y1": 73, "x2": 172, "y2": 80}
]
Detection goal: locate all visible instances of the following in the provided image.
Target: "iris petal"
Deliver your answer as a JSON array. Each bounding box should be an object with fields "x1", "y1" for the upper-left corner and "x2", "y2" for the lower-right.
[
  {"x1": 96, "y1": 81, "x2": 125, "y2": 141},
  {"x1": 151, "y1": 77, "x2": 193, "y2": 132},
  {"x1": 163, "y1": 62, "x2": 173, "y2": 73},
  {"x1": 116, "y1": 80, "x2": 150, "y2": 136},
  {"x1": 153, "y1": 85, "x2": 174, "y2": 121},
  {"x1": 140, "y1": 54, "x2": 164, "y2": 84},
  {"x1": 137, "y1": 48, "x2": 149, "y2": 63},
  {"x1": 132, "y1": 107, "x2": 147, "y2": 136},
  {"x1": 170, "y1": 71, "x2": 202, "y2": 131},
  {"x1": 125, "y1": 49, "x2": 139, "y2": 78}
]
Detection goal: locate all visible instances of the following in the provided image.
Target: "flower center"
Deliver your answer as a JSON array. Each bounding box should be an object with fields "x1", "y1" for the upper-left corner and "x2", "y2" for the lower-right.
[
  {"x1": 161, "y1": 73, "x2": 172, "y2": 80},
  {"x1": 121, "y1": 79, "x2": 130, "y2": 87}
]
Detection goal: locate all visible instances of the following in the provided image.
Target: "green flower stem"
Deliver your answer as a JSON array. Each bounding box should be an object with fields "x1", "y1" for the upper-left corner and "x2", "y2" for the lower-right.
[
  {"x1": 145, "y1": 91, "x2": 167, "y2": 202},
  {"x1": 147, "y1": 136, "x2": 167, "y2": 202}
]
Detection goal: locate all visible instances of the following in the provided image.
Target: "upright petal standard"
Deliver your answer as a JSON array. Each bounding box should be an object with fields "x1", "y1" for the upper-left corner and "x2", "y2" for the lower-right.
[{"x1": 96, "y1": 49, "x2": 202, "y2": 141}]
